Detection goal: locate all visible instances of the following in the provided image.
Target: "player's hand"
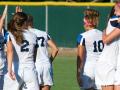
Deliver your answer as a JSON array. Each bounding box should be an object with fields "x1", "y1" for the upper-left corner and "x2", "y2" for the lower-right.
[
  {"x1": 16, "y1": 6, "x2": 22, "y2": 13},
  {"x1": 8, "y1": 70, "x2": 16, "y2": 80}
]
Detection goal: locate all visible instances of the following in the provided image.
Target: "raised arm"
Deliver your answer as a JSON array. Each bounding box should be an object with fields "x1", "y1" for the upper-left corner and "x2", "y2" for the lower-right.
[
  {"x1": 15, "y1": 6, "x2": 22, "y2": 13},
  {"x1": 102, "y1": 28, "x2": 120, "y2": 44},
  {"x1": 0, "y1": 5, "x2": 7, "y2": 33}
]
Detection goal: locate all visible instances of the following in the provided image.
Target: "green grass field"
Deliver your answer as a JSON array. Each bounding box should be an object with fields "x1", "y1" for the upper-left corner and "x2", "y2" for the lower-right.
[{"x1": 51, "y1": 56, "x2": 80, "y2": 90}]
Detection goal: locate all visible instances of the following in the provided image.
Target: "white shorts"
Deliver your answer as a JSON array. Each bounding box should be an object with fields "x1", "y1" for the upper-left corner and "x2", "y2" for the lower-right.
[
  {"x1": 95, "y1": 42, "x2": 118, "y2": 86},
  {"x1": 3, "y1": 73, "x2": 20, "y2": 90},
  {"x1": 81, "y1": 60, "x2": 100, "y2": 89},
  {"x1": 18, "y1": 66, "x2": 39, "y2": 90},
  {"x1": 114, "y1": 54, "x2": 120, "y2": 85},
  {"x1": 35, "y1": 63, "x2": 53, "y2": 86},
  {"x1": 4, "y1": 66, "x2": 39, "y2": 90}
]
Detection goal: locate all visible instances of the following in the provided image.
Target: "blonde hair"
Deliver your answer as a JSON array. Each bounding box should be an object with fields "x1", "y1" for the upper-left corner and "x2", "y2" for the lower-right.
[{"x1": 84, "y1": 9, "x2": 99, "y2": 28}]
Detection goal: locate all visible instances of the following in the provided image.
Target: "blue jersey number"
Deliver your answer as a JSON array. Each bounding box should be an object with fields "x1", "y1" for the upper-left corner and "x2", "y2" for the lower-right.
[
  {"x1": 21, "y1": 40, "x2": 29, "y2": 52},
  {"x1": 37, "y1": 37, "x2": 45, "y2": 47},
  {"x1": 93, "y1": 40, "x2": 104, "y2": 52}
]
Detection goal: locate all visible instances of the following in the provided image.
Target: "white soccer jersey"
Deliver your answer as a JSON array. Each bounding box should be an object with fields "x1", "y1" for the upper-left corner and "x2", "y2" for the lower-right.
[
  {"x1": 77, "y1": 29, "x2": 104, "y2": 61},
  {"x1": 29, "y1": 28, "x2": 50, "y2": 64},
  {"x1": 7, "y1": 30, "x2": 39, "y2": 90},
  {"x1": 106, "y1": 16, "x2": 119, "y2": 34},
  {"x1": 29, "y1": 28, "x2": 53, "y2": 86},
  {"x1": 95, "y1": 15, "x2": 119, "y2": 86},
  {"x1": 9, "y1": 30, "x2": 37, "y2": 67},
  {"x1": 77, "y1": 29, "x2": 103, "y2": 89}
]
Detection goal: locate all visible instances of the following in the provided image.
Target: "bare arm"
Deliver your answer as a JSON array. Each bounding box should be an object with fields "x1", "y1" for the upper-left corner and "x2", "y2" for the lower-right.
[
  {"x1": 77, "y1": 45, "x2": 86, "y2": 86},
  {"x1": 0, "y1": 5, "x2": 7, "y2": 33},
  {"x1": 6, "y1": 40, "x2": 15, "y2": 80},
  {"x1": 47, "y1": 40, "x2": 59, "y2": 63},
  {"x1": 102, "y1": 28, "x2": 120, "y2": 44}
]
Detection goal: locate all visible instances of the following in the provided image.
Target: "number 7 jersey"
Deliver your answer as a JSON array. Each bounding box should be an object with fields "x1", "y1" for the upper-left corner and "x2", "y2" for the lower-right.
[
  {"x1": 77, "y1": 29, "x2": 104, "y2": 61},
  {"x1": 29, "y1": 28, "x2": 51, "y2": 64}
]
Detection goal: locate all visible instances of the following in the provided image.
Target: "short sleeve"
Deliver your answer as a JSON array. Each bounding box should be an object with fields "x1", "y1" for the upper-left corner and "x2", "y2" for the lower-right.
[
  {"x1": 110, "y1": 20, "x2": 118, "y2": 27},
  {"x1": 76, "y1": 34, "x2": 85, "y2": 46},
  {"x1": 4, "y1": 30, "x2": 9, "y2": 44}
]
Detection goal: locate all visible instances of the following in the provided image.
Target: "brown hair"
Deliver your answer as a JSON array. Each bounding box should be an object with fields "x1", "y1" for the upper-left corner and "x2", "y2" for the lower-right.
[
  {"x1": 84, "y1": 9, "x2": 99, "y2": 28},
  {"x1": 8, "y1": 12, "x2": 27, "y2": 45},
  {"x1": 27, "y1": 15, "x2": 33, "y2": 27}
]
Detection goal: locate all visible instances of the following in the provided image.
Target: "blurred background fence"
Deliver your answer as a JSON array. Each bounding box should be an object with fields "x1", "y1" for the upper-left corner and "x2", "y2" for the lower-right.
[{"x1": 0, "y1": 2, "x2": 114, "y2": 47}]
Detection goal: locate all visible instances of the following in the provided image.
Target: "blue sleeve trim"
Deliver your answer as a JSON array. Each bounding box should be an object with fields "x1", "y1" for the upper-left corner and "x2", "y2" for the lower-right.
[
  {"x1": 110, "y1": 20, "x2": 118, "y2": 27},
  {"x1": 116, "y1": 22, "x2": 120, "y2": 29},
  {"x1": 111, "y1": 15, "x2": 118, "y2": 19},
  {"x1": 77, "y1": 34, "x2": 82, "y2": 45},
  {"x1": 4, "y1": 29, "x2": 9, "y2": 44},
  {"x1": 76, "y1": 34, "x2": 85, "y2": 46}
]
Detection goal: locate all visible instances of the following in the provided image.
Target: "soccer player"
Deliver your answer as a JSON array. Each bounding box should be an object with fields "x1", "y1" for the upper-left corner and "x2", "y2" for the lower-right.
[
  {"x1": 76, "y1": 9, "x2": 104, "y2": 90},
  {"x1": 0, "y1": 5, "x2": 15, "y2": 90},
  {"x1": 95, "y1": 2, "x2": 120, "y2": 90},
  {"x1": 27, "y1": 15, "x2": 58, "y2": 90},
  {"x1": 6, "y1": 12, "x2": 39, "y2": 90}
]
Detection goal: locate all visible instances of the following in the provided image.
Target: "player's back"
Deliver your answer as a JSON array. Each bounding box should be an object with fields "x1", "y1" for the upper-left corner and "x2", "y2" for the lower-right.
[
  {"x1": 29, "y1": 28, "x2": 50, "y2": 64},
  {"x1": 77, "y1": 29, "x2": 103, "y2": 61},
  {"x1": 9, "y1": 30, "x2": 37, "y2": 67}
]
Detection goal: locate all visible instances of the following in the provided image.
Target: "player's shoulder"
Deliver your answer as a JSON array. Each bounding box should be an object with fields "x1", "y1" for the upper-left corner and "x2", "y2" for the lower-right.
[
  {"x1": 77, "y1": 33, "x2": 84, "y2": 41},
  {"x1": 81, "y1": 29, "x2": 102, "y2": 38},
  {"x1": 94, "y1": 29, "x2": 102, "y2": 33},
  {"x1": 24, "y1": 29, "x2": 37, "y2": 38},
  {"x1": 30, "y1": 28, "x2": 47, "y2": 35},
  {"x1": 81, "y1": 30, "x2": 90, "y2": 36}
]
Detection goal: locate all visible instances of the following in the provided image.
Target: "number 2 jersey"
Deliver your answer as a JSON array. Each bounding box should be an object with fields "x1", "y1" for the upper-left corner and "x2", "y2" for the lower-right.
[
  {"x1": 29, "y1": 28, "x2": 51, "y2": 64},
  {"x1": 9, "y1": 30, "x2": 38, "y2": 67},
  {"x1": 77, "y1": 29, "x2": 104, "y2": 61}
]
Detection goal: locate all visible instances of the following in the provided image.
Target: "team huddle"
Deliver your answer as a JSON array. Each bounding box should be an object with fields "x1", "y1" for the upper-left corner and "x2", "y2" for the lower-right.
[
  {"x1": 0, "y1": 6, "x2": 58, "y2": 90},
  {"x1": 1, "y1": 1, "x2": 120, "y2": 90},
  {"x1": 77, "y1": 1, "x2": 120, "y2": 90}
]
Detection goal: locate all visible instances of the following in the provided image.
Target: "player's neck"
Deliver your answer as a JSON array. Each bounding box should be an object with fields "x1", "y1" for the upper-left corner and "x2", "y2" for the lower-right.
[
  {"x1": 28, "y1": 26, "x2": 33, "y2": 29},
  {"x1": 85, "y1": 27, "x2": 95, "y2": 31}
]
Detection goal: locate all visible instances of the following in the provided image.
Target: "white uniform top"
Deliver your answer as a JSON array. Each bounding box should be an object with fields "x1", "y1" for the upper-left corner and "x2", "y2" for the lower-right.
[
  {"x1": 106, "y1": 16, "x2": 119, "y2": 34},
  {"x1": 0, "y1": 29, "x2": 9, "y2": 74},
  {"x1": 95, "y1": 16, "x2": 120, "y2": 86},
  {"x1": 9, "y1": 30, "x2": 37, "y2": 67},
  {"x1": 29, "y1": 28, "x2": 50, "y2": 64},
  {"x1": 77, "y1": 29, "x2": 104, "y2": 61}
]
